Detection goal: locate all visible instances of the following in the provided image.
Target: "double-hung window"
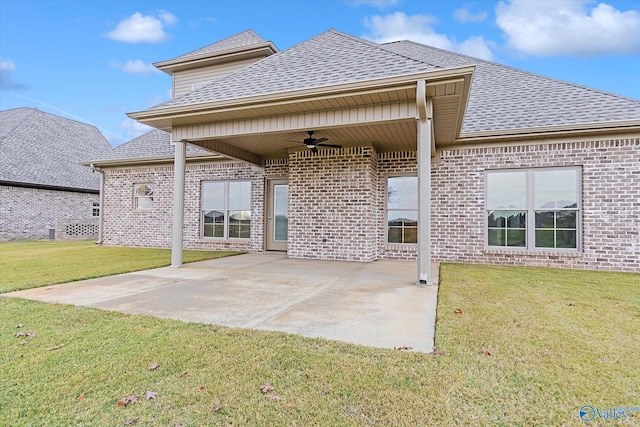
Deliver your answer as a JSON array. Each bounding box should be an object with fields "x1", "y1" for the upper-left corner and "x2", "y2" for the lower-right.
[
  {"x1": 486, "y1": 167, "x2": 581, "y2": 250},
  {"x1": 134, "y1": 183, "x2": 154, "y2": 210},
  {"x1": 202, "y1": 180, "x2": 251, "y2": 239},
  {"x1": 387, "y1": 176, "x2": 418, "y2": 244}
]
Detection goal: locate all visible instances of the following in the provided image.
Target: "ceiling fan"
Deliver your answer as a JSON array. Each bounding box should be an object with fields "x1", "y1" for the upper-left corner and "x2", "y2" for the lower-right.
[{"x1": 291, "y1": 131, "x2": 342, "y2": 153}]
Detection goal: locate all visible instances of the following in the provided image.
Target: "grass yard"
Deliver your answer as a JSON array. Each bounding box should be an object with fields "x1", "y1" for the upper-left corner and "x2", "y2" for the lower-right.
[
  {"x1": 0, "y1": 240, "x2": 241, "y2": 293},
  {"x1": 1, "y1": 259, "x2": 638, "y2": 426}
]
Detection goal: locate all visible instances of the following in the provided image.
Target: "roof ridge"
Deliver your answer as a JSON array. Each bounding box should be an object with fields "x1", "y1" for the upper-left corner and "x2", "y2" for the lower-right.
[
  {"x1": 328, "y1": 29, "x2": 444, "y2": 71},
  {"x1": 0, "y1": 107, "x2": 39, "y2": 142},
  {"x1": 386, "y1": 40, "x2": 640, "y2": 103},
  {"x1": 175, "y1": 29, "x2": 268, "y2": 60}
]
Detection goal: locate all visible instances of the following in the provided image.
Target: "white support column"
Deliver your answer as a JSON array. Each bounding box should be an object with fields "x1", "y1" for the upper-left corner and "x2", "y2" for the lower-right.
[
  {"x1": 171, "y1": 140, "x2": 187, "y2": 267},
  {"x1": 417, "y1": 80, "x2": 434, "y2": 285}
]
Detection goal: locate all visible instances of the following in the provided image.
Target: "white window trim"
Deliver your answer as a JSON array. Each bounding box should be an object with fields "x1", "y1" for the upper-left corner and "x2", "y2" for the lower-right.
[
  {"x1": 385, "y1": 174, "x2": 418, "y2": 246},
  {"x1": 484, "y1": 167, "x2": 582, "y2": 252},
  {"x1": 201, "y1": 180, "x2": 251, "y2": 240}
]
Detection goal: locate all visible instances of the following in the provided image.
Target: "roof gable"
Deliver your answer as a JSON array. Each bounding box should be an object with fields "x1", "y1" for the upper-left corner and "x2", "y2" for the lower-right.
[
  {"x1": 0, "y1": 108, "x2": 112, "y2": 190},
  {"x1": 383, "y1": 40, "x2": 640, "y2": 134},
  {"x1": 151, "y1": 29, "x2": 442, "y2": 110},
  {"x1": 175, "y1": 29, "x2": 268, "y2": 60}
]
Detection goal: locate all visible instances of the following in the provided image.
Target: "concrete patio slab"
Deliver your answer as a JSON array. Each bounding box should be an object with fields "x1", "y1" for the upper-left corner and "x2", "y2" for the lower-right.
[{"x1": 4, "y1": 254, "x2": 439, "y2": 352}]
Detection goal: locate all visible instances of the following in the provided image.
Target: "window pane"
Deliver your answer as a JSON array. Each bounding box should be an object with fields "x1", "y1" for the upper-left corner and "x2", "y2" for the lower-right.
[
  {"x1": 507, "y1": 211, "x2": 526, "y2": 228},
  {"x1": 486, "y1": 171, "x2": 526, "y2": 209},
  {"x1": 388, "y1": 210, "x2": 418, "y2": 225},
  {"x1": 203, "y1": 224, "x2": 214, "y2": 237},
  {"x1": 556, "y1": 211, "x2": 577, "y2": 229},
  {"x1": 229, "y1": 181, "x2": 251, "y2": 210},
  {"x1": 202, "y1": 182, "x2": 225, "y2": 210},
  {"x1": 274, "y1": 184, "x2": 288, "y2": 242},
  {"x1": 388, "y1": 228, "x2": 403, "y2": 243},
  {"x1": 229, "y1": 210, "x2": 250, "y2": 239},
  {"x1": 507, "y1": 230, "x2": 526, "y2": 247},
  {"x1": 488, "y1": 211, "x2": 506, "y2": 228},
  {"x1": 404, "y1": 227, "x2": 418, "y2": 244},
  {"x1": 535, "y1": 211, "x2": 555, "y2": 228},
  {"x1": 488, "y1": 229, "x2": 505, "y2": 246},
  {"x1": 387, "y1": 177, "x2": 417, "y2": 210},
  {"x1": 556, "y1": 230, "x2": 577, "y2": 248},
  {"x1": 535, "y1": 230, "x2": 555, "y2": 248},
  {"x1": 136, "y1": 197, "x2": 153, "y2": 209},
  {"x1": 534, "y1": 169, "x2": 578, "y2": 209}
]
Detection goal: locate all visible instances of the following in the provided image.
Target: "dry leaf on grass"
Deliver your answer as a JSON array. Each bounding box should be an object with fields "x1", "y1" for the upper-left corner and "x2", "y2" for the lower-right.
[
  {"x1": 145, "y1": 390, "x2": 158, "y2": 400},
  {"x1": 267, "y1": 394, "x2": 280, "y2": 401},
  {"x1": 432, "y1": 347, "x2": 445, "y2": 356},
  {"x1": 123, "y1": 418, "x2": 139, "y2": 425},
  {"x1": 453, "y1": 308, "x2": 463, "y2": 314},
  {"x1": 117, "y1": 395, "x2": 139, "y2": 406},
  {"x1": 213, "y1": 403, "x2": 222, "y2": 412},
  {"x1": 15, "y1": 332, "x2": 27, "y2": 337},
  {"x1": 478, "y1": 347, "x2": 492, "y2": 356},
  {"x1": 394, "y1": 346, "x2": 412, "y2": 351},
  {"x1": 47, "y1": 344, "x2": 64, "y2": 351},
  {"x1": 16, "y1": 323, "x2": 24, "y2": 328},
  {"x1": 148, "y1": 361, "x2": 159, "y2": 370},
  {"x1": 259, "y1": 383, "x2": 274, "y2": 393}
]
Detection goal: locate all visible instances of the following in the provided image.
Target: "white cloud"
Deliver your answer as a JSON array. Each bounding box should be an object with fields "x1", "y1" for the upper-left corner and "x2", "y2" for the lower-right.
[
  {"x1": 110, "y1": 59, "x2": 159, "y2": 74},
  {"x1": 0, "y1": 58, "x2": 28, "y2": 90},
  {"x1": 496, "y1": 0, "x2": 640, "y2": 56},
  {"x1": 363, "y1": 12, "x2": 495, "y2": 60},
  {"x1": 188, "y1": 16, "x2": 218, "y2": 29},
  {"x1": 120, "y1": 118, "x2": 154, "y2": 139},
  {"x1": 347, "y1": 0, "x2": 400, "y2": 8},
  {"x1": 454, "y1": 7, "x2": 488, "y2": 23},
  {"x1": 106, "y1": 11, "x2": 176, "y2": 43},
  {"x1": 158, "y1": 10, "x2": 177, "y2": 25}
]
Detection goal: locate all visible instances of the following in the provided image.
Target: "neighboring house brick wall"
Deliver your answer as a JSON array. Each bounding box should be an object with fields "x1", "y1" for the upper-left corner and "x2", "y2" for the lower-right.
[
  {"x1": 0, "y1": 185, "x2": 99, "y2": 241},
  {"x1": 431, "y1": 137, "x2": 640, "y2": 272}
]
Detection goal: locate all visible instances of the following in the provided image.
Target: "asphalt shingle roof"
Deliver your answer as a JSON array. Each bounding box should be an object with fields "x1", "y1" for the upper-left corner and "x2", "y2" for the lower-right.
[
  {"x1": 145, "y1": 29, "x2": 639, "y2": 135},
  {"x1": 151, "y1": 30, "x2": 442, "y2": 110},
  {"x1": 0, "y1": 108, "x2": 111, "y2": 190},
  {"x1": 382, "y1": 40, "x2": 640, "y2": 133},
  {"x1": 173, "y1": 29, "x2": 268, "y2": 60},
  {"x1": 90, "y1": 129, "x2": 211, "y2": 162}
]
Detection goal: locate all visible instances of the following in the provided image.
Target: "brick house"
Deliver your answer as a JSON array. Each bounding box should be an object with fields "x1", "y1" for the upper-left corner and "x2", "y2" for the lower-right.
[
  {"x1": 1, "y1": 108, "x2": 111, "y2": 241},
  {"x1": 87, "y1": 30, "x2": 640, "y2": 280}
]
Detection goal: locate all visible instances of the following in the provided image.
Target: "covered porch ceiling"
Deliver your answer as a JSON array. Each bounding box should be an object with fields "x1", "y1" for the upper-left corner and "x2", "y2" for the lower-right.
[{"x1": 129, "y1": 67, "x2": 475, "y2": 166}]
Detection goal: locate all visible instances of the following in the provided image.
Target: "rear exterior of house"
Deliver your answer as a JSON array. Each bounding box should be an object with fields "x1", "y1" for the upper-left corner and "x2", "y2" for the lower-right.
[
  {"x1": 89, "y1": 30, "x2": 640, "y2": 274},
  {"x1": 0, "y1": 108, "x2": 111, "y2": 241}
]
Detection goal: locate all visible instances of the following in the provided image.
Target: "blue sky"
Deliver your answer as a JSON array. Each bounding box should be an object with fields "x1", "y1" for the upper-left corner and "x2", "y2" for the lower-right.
[{"x1": 1, "y1": 0, "x2": 639, "y2": 146}]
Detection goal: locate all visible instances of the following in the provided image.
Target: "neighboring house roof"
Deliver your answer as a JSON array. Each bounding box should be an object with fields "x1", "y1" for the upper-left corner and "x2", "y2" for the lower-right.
[
  {"x1": 174, "y1": 29, "x2": 269, "y2": 60},
  {"x1": 87, "y1": 129, "x2": 218, "y2": 165},
  {"x1": 0, "y1": 107, "x2": 111, "y2": 191},
  {"x1": 146, "y1": 29, "x2": 640, "y2": 135},
  {"x1": 382, "y1": 40, "x2": 640, "y2": 134}
]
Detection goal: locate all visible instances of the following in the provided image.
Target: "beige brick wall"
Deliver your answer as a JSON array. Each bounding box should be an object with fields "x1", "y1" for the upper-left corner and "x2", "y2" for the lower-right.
[
  {"x1": 100, "y1": 137, "x2": 639, "y2": 272},
  {"x1": 431, "y1": 137, "x2": 640, "y2": 272},
  {"x1": 288, "y1": 147, "x2": 379, "y2": 261},
  {"x1": 0, "y1": 185, "x2": 99, "y2": 241}
]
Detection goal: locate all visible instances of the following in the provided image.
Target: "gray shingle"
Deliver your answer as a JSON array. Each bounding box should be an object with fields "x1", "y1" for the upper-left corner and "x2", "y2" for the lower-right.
[
  {"x1": 151, "y1": 30, "x2": 442, "y2": 110},
  {"x1": 90, "y1": 129, "x2": 211, "y2": 162},
  {"x1": 173, "y1": 29, "x2": 268, "y2": 60},
  {"x1": 0, "y1": 108, "x2": 112, "y2": 190},
  {"x1": 382, "y1": 40, "x2": 640, "y2": 133}
]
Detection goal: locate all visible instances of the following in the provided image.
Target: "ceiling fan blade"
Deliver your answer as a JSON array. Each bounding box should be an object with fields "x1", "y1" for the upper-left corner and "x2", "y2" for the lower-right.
[
  {"x1": 311, "y1": 146, "x2": 318, "y2": 154},
  {"x1": 317, "y1": 143, "x2": 342, "y2": 148},
  {"x1": 313, "y1": 137, "x2": 328, "y2": 144}
]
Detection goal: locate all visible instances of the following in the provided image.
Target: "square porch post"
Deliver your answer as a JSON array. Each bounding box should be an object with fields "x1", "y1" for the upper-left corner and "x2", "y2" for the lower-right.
[
  {"x1": 417, "y1": 80, "x2": 434, "y2": 285},
  {"x1": 171, "y1": 140, "x2": 186, "y2": 267}
]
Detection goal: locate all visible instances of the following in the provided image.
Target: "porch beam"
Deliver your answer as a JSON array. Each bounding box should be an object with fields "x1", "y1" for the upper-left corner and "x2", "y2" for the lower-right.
[
  {"x1": 171, "y1": 140, "x2": 187, "y2": 267},
  {"x1": 417, "y1": 80, "x2": 434, "y2": 285},
  {"x1": 173, "y1": 101, "x2": 418, "y2": 141},
  {"x1": 189, "y1": 139, "x2": 263, "y2": 166}
]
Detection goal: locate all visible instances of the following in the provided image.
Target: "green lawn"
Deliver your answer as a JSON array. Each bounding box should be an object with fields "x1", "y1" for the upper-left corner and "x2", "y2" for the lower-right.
[
  {"x1": 1, "y1": 244, "x2": 639, "y2": 425},
  {"x1": 0, "y1": 240, "x2": 241, "y2": 293}
]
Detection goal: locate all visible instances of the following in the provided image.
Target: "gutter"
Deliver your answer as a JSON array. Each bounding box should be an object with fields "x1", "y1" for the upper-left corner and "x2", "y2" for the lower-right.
[{"x1": 90, "y1": 164, "x2": 105, "y2": 244}]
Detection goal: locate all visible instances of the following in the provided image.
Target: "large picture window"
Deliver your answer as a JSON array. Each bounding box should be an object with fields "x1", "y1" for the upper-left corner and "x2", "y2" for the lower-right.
[
  {"x1": 202, "y1": 180, "x2": 251, "y2": 239},
  {"x1": 387, "y1": 176, "x2": 418, "y2": 244},
  {"x1": 486, "y1": 167, "x2": 580, "y2": 250}
]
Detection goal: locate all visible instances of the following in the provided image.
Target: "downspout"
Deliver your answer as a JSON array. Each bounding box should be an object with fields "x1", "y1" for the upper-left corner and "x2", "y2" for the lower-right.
[{"x1": 90, "y1": 164, "x2": 105, "y2": 244}]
